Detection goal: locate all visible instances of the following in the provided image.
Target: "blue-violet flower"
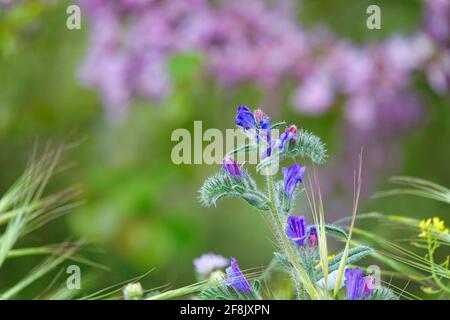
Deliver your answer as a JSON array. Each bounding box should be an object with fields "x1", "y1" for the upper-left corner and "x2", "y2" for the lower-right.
[
  {"x1": 225, "y1": 257, "x2": 251, "y2": 294},
  {"x1": 254, "y1": 109, "x2": 270, "y2": 130},
  {"x1": 235, "y1": 105, "x2": 256, "y2": 130},
  {"x1": 285, "y1": 215, "x2": 307, "y2": 246},
  {"x1": 345, "y1": 267, "x2": 373, "y2": 300},
  {"x1": 278, "y1": 125, "x2": 297, "y2": 150},
  {"x1": 282, "y1": 163, "x2": 306, "y2": 198}
]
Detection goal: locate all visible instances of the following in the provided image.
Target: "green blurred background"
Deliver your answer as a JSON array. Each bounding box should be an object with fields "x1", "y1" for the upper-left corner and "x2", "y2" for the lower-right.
[{"x1": 0, "y1": 0, "x2": 448, "y2": 296}]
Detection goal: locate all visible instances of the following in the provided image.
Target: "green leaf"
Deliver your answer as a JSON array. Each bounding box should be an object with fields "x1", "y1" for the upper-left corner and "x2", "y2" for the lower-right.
[
  {"x1": 372, "y1": 176, "x2": 450, "y2": 204},
  {"x1": 198, "y1": 170, "x2": 268, "y2": 210},
  {"x1": 0, "y1": 244, "x2": 78, "y2": 299},
  {"x1": 199, "y1": 284, "x2": 252, "y2": 300},
  {"x1": 369, "y1": 286, "x2": 399, "y2": 300},
  {"x1": 252, "y1": 279, "x2": 261, "y2": 292},
  {"x1": 318, "y1": 246, "x2": 373, "y2": 278},
  {"x1": 273, "y1": 252, "x2": 291, "y2": 269},
  {"x1": 227, "y1": 144, "x2": 258, "y2": 156},
  {"x1": 270, "y1": 122, "x2": 287, "y2": 129},
  {"x1": 324, "y1": 225, "x2": 348, "y2": 240}
]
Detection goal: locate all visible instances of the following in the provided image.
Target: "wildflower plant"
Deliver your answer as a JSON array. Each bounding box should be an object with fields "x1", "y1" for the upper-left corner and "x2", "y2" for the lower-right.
[{"x1": 194, "y1": 106, "x2": 397, "y2": 300}]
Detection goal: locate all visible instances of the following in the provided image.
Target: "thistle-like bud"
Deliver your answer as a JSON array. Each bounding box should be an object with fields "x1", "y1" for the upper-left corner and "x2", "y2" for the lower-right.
[{"x1": 123, "y1": 282, "x2": 144, "y2": 300}]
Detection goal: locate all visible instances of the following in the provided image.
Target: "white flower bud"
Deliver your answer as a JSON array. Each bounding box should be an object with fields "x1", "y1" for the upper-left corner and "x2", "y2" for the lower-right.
[{"x1": 123, "y1": 282, "x2": 144, "y2": 300}]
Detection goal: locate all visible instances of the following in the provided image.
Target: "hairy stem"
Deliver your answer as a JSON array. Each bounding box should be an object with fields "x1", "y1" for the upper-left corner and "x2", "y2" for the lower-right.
[{"x1": 264, "y1": 173, "x2": 318, "y2": 299}]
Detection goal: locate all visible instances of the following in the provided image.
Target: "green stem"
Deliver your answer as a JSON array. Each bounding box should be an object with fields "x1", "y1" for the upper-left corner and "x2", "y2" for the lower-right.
[
  {"x1": 146, "y1": 283, "x2": 206, "y2": 300},
  {"x1": 264, "y1": 173, "x2": 318, "y2": 300},
  {"x1": 0, "y1": 210, "x2": 21, "y2": 225},
  {"x1": 427, "y1": 234, "x2": 450, "y2": 294},
  {"x1": 6, "y1": 247, "x2": 54, "y2": 259}
]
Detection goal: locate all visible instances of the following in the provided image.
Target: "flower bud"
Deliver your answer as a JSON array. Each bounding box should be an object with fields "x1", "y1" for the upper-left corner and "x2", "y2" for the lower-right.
[
  {"x1": 123, "y1": 282, "x2": 144, "y2": 300},
  {"x1": 222, "y1": 155, "x2": 241, "y2": 177}
]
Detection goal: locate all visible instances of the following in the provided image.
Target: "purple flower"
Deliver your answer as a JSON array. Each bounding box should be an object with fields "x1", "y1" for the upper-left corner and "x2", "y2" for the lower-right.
[
  {"x1": 278, "y1": 124, "x2": 298, "y2": 150},
  {"x1": 254, "y1": 109, "x2": 272, "y2": 158},
  {"x1": 222, "y1": 155, "x2": 241, "y2": 177},
  {"x1": 193, "y1": 253, "x2": 228, "y2": 274},
  {"x1": 282, "y1": 163, "x2": 306, "y2": 198},
  {"x1": 235, "y1": 105, "x2": 256, "y2": 130},
  {"x1": 285, "y1": 215, "x2": 307, "y2": 246},
  {"x1": 345, "y1": 267, "x2": 373, "y2": 300},
  {"x1": 225, "y1": 257, "x2": 251, "y2": 294},
  {"x1": 307, "y1": 226, "x2": 318, "y2": 246},
  {"x1": 345, "y1": 268, "x2": 364, "y2": 300},
  {"x1": 254, "y1": 109, "x2": 270, "y2": 130},
  {"x1": 423, "y1": 0, "x2": 450, "y2": 45}
]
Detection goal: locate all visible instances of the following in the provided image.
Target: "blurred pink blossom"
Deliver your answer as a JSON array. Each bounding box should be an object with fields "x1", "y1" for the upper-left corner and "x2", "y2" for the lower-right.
[{"x1": 78, "y1": 0, "x2": 448, "y2": 122}]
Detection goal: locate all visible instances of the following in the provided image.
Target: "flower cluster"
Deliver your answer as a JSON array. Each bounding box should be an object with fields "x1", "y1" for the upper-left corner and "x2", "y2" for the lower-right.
[
  {"x1": 419, "y1": 217, "x2": 449, "y2": 239},
  {"x1": 196, "y1": 106, "x2": 394, "y2": 300},
  {"x1": 76, "y1": 1, "x2": 449, "y2": 216},
  {"x1": 78, "y1": 0, "x2": 448, "y2": 123}
]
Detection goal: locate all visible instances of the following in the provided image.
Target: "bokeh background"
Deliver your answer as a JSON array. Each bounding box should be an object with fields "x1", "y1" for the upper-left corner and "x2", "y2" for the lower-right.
[{"x1": 0, "y1": 0, "x2": 448, "y2": 296}]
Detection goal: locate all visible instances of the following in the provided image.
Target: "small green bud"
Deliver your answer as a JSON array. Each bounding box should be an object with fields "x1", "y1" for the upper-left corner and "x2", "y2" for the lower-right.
[
  {"x1": 123, "y1": 282, "x2": 144, "y2": 300},
  {"x1": 209, "y1": 270, "x2": 225, "y2": 283}
]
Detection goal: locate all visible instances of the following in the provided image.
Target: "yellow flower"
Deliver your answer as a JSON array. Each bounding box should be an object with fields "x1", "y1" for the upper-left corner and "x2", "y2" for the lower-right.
[
  {"x1": 432, "y1": 217, "x2": 448, "y2": 233},
  {"x1": 419, "y1": 217, "x2": 448, "y2": 238},
  {"x1": 315, "y1": 254, "x2": 336, "y2": 269}
]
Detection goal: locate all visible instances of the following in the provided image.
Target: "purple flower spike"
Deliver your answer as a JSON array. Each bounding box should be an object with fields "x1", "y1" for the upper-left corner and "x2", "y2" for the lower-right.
[
  {"x1": 225, "y1": 257, "x2": 251, "y2": 294},
  {"x1": 235, "y1": 105, "x2": 256, "y2": 130},
  {"x1": 282, "y1": 163, "x2": 306, "y2": 198},
  {"x1": 222, "y1": 155, "x2": 241, "y2": 177},
  {"x1": 285, "y1": 215, "x2": 307, "y2": 246},
  {"x1": 278, "y1": 125, "x2": 297, "y2": 150},
  {"x1": 345, "y1": 268, "x2": 367, "y2": 300},
  {"x1": 308, "y1": 226, "x2": 318, "y2": 246}
]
